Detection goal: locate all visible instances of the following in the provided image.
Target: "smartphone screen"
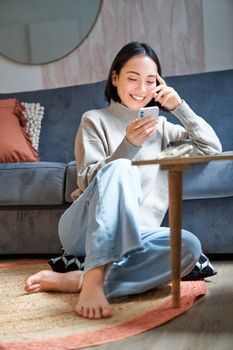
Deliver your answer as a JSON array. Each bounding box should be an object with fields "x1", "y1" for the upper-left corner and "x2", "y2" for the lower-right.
[{"x1": 138, "y1": 106, "x2": 159, "y2": 119}]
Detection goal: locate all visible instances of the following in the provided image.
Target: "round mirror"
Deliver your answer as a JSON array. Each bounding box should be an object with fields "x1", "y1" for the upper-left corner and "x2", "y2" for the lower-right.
[{"x1": 0, "y1": 0, "x2": 102, "y2": 65}]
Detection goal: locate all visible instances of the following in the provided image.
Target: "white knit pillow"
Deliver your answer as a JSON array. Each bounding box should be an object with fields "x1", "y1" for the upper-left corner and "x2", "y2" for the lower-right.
[{"x1": 22, "y1": 102, "x2": 44, "y2": 151}]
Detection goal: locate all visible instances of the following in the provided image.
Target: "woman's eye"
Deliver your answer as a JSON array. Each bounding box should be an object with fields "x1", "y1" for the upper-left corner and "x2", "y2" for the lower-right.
[
  {"x1": 147, "y1": 81, "x2": 156, "y2": 85},
  {"x1": 128, "y1": 77, "x2": 137, "y2": 81}
]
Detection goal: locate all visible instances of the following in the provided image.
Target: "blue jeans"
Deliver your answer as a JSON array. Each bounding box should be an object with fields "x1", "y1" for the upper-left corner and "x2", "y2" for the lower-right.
[{"x1": 58, "y1": 159, "x2": 201, "y2": 299}]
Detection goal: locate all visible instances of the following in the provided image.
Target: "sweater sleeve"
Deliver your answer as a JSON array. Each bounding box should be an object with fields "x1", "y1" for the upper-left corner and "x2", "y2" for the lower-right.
[
  {"x1": 162, "y1": 100, "x2": 222, "y2": 155},
  {"x1": 72, "y1": 113, "x2": 140, "y2": 197}
]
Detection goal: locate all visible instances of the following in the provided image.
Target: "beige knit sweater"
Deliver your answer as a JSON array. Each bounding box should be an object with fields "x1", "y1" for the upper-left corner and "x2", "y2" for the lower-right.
[{"x1": 72, "y1": 100, "x2": 222, "y2": 229}]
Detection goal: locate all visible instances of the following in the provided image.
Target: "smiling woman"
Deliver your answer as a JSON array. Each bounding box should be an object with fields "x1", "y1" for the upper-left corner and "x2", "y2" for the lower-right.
[{"x1": 0, "y1": 0, "x2": 102, "y2": 65}]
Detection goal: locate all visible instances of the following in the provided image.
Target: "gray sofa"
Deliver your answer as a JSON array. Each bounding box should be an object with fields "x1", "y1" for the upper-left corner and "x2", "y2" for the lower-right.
[{"x1": 0, "y1": 70, "x2": 233, "y2": 255}]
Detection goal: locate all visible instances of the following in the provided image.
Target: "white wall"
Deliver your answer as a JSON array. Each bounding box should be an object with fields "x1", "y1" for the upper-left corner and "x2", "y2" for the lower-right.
[
  {"x1": 0, "y1": 54, "x2": 43, "y2": 92},
  {"x1": 202, "y1": 0, "x2": 233, "y2": 72}
]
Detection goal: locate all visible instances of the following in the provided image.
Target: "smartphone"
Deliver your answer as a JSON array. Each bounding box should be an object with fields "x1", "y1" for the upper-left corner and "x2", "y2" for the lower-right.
[{"x1": 138, "y1": 106, "x2": 159, "y2": 119}]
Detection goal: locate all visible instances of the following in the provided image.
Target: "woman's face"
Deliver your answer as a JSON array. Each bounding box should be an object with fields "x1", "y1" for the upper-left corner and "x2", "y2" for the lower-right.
[{"x1": 112, "y1": 55, "x2": 158, "y2": 111}]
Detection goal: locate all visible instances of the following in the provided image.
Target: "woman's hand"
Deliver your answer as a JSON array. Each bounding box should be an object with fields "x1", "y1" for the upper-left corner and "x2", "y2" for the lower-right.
[
  {"x1": 152, "y1": 73, "x2": 182, "y2": 111},
  {"x1": 126, "y1": 116, "x2": 159, "y2": 147}
]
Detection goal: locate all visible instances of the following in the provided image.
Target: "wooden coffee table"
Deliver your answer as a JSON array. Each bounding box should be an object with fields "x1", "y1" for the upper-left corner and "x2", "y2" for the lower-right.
[{"x1": 133, "y1": 153, "x2": 233, "y2": 307}]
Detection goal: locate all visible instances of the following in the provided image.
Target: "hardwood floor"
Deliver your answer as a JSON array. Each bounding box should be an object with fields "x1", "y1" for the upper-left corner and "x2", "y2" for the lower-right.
[{"x1": 86, "y1": 260, "x2": 233, "y2": 350}]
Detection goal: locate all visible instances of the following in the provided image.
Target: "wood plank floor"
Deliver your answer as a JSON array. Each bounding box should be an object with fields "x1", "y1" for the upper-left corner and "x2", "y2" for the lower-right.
[{"x1": 86, "y1": 260, "x2": 233, "y2": 350}]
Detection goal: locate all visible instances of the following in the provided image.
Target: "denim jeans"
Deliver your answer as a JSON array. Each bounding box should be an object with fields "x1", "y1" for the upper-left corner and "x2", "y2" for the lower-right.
[{"x1": 58, "y1": 159, "x2": 201, "y2": 299}]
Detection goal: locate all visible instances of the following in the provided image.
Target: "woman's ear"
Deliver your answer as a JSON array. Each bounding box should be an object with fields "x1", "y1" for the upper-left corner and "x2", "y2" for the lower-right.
[{"x1": 111, "y1": 70, "x2": 117, "y2": 87}]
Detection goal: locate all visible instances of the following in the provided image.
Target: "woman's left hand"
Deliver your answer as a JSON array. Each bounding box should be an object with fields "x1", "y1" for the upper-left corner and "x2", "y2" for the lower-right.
[{"x1": 152, "y1": 73, "x2": 182, "y2": 111}]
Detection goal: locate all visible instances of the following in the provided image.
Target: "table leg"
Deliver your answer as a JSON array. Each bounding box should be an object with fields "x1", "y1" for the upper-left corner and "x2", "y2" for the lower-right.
[{"x1": 168, "y1": 170, "x2": 183, "y2": 308}]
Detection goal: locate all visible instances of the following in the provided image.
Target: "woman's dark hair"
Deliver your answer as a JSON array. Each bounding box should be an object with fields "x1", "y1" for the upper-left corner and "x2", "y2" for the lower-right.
[{"x1": 105, "y1": 41, "x2": 162, "y2": 108}]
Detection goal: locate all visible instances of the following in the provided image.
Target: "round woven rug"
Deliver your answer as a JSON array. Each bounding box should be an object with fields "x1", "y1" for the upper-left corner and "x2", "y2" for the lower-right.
[{"x1": 0, "y1": 260, "x2": 207, "y2": 350}]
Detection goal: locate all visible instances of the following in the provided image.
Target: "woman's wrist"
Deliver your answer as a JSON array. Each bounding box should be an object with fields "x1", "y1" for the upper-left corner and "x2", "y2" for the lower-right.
[{"x1": 170, "y1": 98, "x2": 183, "y2": 111}]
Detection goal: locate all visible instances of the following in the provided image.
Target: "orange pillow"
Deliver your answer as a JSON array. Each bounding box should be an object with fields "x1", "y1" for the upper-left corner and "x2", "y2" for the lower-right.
[{"x1": 0, "y1": 98, "x2": 39, "y2": 163}]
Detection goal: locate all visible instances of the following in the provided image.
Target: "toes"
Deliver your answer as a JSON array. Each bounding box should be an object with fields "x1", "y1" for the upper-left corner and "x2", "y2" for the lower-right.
[
  {"x1": 82, "y1": 307, "x2": 89, "y2": 318},
  {"x1": 76, "y1": 306, "x2": 89, "y2": 318},
  {"x1": 75, "y1": 304, "x2": 111, "y2": 319},
  {"x1": 75, "y1": 305, "x2": 99, "y2": 319},
  {"x1": 25, "y1": 282, "x2": 41, "y2": 293},
  {"x1": 87, "y1": 308, "x2": 95, "y2": 319},
  {"x1": 94, "y1": 307, "x2": 102, "y2": 319},
  {"x1": 75, "y1": 305, "x2": 83, "y2": 316},
  {"x1": 24, "y1": 276, "x2": 39, "y2": 292},
  {"x1": 28, "y1": 286, "x2": 41, "y2": 293},
  {"x1": 101, "y1": 307, "x2": 112, "y2": 318}
]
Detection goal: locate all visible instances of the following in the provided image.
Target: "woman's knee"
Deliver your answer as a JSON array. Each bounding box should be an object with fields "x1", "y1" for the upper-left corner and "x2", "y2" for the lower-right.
[
  {"x1": 99, "y1": 159, "x2": 138, "y2": 178},
  {"x1": 181, "y1": 229, "x2": 201, "y2": 263},
  {"x1": 97, "y1": 159, "x2": 141, "y2": 195}
]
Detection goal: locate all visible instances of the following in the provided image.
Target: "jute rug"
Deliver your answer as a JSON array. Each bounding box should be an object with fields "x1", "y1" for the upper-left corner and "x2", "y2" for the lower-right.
[{"x1": 0, "y1": 260, "x2": 207, "y2": 350}]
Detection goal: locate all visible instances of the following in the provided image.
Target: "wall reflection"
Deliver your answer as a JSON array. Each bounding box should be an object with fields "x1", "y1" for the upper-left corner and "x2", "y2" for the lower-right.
[{"x1": 0, "y1": 0, "x2": 102, "y2": 64}]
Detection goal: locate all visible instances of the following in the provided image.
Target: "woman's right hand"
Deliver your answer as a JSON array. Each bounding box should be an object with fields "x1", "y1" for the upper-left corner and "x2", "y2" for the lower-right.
[{"x1": 126, "y1": 116, "x2": 159, "y2": 147}]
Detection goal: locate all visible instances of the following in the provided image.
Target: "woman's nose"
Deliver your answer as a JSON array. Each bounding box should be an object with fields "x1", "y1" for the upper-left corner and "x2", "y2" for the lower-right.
[{"x1": 137, "y1": 82, "x2": 147, "y2": 94}]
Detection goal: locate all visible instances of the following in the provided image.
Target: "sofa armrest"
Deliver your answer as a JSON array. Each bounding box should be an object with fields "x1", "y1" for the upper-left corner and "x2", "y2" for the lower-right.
[{"x1": 65, "y1": 161, "x2": 77, "y2": 203}]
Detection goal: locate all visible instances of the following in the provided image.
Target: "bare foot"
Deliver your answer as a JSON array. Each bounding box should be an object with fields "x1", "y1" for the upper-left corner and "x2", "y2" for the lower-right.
[
  {"x1": 75, "y1": 266, "x2": 112, "y2": 319},
  {"x1": 24, "y1": 270, "x2": 83, "y2": 294}
]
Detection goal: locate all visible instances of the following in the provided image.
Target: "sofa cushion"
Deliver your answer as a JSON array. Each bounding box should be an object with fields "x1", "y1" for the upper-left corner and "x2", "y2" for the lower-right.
[
  {"x1": 0, "y1": 162, "x2": 66, "y2": 205},
  {"x1": 65, "y1": 161, "x2": 77, "y2": 203},
  {"x1": 183, "y1": 157, "x2": 233, "y2": 200},
  {"x1": 0, "y1": 98, "x2": 39, "y2": 162},
  {"x1": 0, "y1": 80, "x2": 108, "y2": 163}
]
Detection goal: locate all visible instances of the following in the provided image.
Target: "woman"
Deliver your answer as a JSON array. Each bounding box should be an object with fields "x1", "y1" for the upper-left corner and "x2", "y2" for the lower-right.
[{"x1": 25, "y1": 42, "x2": 222, "y2": 319}]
